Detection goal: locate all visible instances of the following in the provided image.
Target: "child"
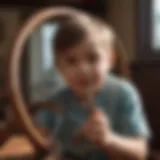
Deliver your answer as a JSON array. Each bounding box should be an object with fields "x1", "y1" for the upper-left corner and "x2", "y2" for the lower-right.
[{"x1": 35, "y1": 11, "x2": 151, "y2": 160}]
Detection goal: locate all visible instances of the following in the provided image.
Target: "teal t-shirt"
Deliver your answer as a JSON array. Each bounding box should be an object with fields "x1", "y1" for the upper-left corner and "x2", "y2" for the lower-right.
[{"x1": 35, "y1": 75, "x2": 151, "y2": 159}]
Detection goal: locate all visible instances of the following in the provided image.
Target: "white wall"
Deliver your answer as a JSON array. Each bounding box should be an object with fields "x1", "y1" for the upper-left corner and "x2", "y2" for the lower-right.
[
  {"x1": 28, "y1": 23, "x2": 65, "y2": 102},
  {"x1": 29, "y1": 27, "x2": 44, "y2": 86}
]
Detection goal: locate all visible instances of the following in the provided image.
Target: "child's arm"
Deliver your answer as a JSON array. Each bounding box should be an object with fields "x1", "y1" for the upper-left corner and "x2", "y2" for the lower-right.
[
  {"x1": 104, "y1": 82, "x2": 151, "y2": 160},
  {"x1": 102, "y1": 132, "x2": 148, "y2": 160},
  {"x1": 80, "y1": 112, "x2": 149, "y2": 160},
  {"x1": 103, "y1": 83, "x2": 151, "y2": 160},
  {"x1": 80, "y1": 82, "x2": 151, "y2": 160}
]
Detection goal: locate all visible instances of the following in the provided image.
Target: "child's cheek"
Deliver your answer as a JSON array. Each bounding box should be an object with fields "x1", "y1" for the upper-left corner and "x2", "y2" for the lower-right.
[
  {"x1": 62, "y1": 68, "x2": 77, "y2": 85},
  {"x1": 94, "y1": 61, "x2": 109, "y2": 80},
  {"x1": 93, "y1": 70, "x2": 105, "y2": 86}
]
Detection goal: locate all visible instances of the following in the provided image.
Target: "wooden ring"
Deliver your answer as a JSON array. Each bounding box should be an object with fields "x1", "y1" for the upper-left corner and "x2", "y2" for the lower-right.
[{"x1": 7, "y1": 6, "x2": 87, "y2": 153}]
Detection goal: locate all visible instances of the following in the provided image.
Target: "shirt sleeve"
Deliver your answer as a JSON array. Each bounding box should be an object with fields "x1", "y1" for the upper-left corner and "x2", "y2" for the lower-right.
[{"x1": 115, "y1": 81, "x2": 152, "y2": 139}]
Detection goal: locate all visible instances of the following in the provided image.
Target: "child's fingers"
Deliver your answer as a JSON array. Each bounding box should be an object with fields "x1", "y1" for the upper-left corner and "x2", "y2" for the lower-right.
[
  {"x1": 72, "y1": 117, "x2": 97, "y2": 143},
  {"x1": 90, "y1": 108, "x2": 105, "y2": 119},
  {"x1": 72, "y1": 122, "x2": 88, "y2": 143},
  {"x1": 73, "y1": 109, "x2": 108, "y2": 144},
  {"x1": 90, "y1": 112, "x2": 107, "y2": 125},
  {"x1": 83, "y1": 123, "x2": 107, "y2": 144}
]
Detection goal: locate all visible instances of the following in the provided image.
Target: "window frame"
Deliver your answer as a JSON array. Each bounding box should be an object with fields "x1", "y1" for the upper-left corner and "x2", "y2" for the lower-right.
[{"x1": 137, "y1": 0, "x2": 160, "y2": 61}]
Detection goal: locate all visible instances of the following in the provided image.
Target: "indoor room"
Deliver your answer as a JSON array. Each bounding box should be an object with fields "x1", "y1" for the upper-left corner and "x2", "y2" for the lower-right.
[{"x1": 0, "y1": 0, "x2": 159, "y2": 159}]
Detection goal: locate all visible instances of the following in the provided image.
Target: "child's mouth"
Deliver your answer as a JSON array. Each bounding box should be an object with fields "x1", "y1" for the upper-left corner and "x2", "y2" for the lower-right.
[{"x1": 77, "y1": 79, "x2": 92, "y2": 87}]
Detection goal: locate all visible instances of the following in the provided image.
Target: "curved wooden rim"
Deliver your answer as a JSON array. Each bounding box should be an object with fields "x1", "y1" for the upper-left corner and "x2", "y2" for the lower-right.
[{"x1": 7, "y1": 6, "x2": 86, "y2": 153}]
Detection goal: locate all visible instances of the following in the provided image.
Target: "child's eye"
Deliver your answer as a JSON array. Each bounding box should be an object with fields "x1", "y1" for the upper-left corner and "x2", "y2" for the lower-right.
[
  {"x1": 87, "y1": 52, "x2": 98, "y2": 64},
  {"x1": 66, "y1": 56, "x2": 77, "y2": 65}
]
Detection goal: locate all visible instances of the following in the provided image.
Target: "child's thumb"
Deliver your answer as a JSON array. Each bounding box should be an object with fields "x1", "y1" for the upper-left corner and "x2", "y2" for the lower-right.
[{"x1": 90, "y1": 108, "x2": 105, "y2": 119}]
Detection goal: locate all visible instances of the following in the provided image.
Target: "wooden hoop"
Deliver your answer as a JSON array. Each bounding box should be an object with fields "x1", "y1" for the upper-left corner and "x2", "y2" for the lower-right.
[{"x1": 7, "y1": 6, "x2": 86, "y2": 153}]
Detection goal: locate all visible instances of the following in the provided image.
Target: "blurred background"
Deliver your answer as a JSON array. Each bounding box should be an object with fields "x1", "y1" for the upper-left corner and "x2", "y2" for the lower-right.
[{"x1": 0, "y1": 0, "x2": 160, "y2": 159}]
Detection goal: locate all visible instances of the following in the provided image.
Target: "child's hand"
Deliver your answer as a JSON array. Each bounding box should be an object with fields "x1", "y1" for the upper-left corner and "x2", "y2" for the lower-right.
[{"x1": 80, "y1": 108, "x2": 112, "y2": 147}]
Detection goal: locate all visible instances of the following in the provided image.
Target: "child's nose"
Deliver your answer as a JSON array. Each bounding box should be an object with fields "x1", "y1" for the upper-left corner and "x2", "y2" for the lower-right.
[{"x1": 77, "y1": 63, "x2": 90, "y2": 74}]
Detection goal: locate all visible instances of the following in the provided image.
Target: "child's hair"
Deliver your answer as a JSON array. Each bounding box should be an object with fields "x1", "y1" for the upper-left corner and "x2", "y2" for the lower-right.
[{"x1": 53, "y1": 11, "x2": 130, "y2": 79}]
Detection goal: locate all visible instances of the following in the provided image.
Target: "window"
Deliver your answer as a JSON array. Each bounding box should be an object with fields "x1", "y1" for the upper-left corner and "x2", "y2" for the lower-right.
[
  {"x1": 41, "y1": 24, "x2": 57, "y2": 71},
  {"x1": 152, "y1": 0, "x2": 160, "y2": 50},
  {"x1": 28, "y1": 23, "x2": 65, "y2": 102},
  {"x1": 137, "y1": 0, "x2": 160, "y2": 60}
]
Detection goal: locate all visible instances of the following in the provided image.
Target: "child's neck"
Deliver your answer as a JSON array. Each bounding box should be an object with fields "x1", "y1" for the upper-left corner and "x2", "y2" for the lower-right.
[
  {"x1": 73, "y1": 84, "x2": 104, "y2": 104},
  {"x1": 70, "y1": 78, "x2": 107, "y2": 105}
]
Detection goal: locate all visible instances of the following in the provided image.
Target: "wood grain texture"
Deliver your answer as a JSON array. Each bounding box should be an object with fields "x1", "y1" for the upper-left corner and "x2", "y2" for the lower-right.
[{"x1": 0, "y1": 136, "x2": 35, "y2": 159}]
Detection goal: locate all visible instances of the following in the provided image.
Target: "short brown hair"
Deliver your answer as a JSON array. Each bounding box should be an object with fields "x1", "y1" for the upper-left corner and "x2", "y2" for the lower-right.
[{"x1": 53, "y1": 11, "x2": 130, "y2": 79}]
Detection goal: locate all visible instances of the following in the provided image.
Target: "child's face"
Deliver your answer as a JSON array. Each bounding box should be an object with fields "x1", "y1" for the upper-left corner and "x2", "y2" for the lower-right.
[{"x1": 56, "y1": 39, "x2": 114, "y2": 94}]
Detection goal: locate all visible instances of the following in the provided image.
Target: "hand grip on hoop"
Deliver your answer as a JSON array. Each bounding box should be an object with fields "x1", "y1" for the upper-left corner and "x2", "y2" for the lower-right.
[{"x1": 72, "y1": 107, "x2": 104, "y2": 144}]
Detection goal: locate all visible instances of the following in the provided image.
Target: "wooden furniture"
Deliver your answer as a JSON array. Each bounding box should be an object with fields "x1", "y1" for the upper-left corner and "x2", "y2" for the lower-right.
[
  {"x1": 7, "y1": 7, "x2": 101, "y2": 158},
  {"x1": 0, "y1": 135, "x2": 35, "y2": 159}
]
